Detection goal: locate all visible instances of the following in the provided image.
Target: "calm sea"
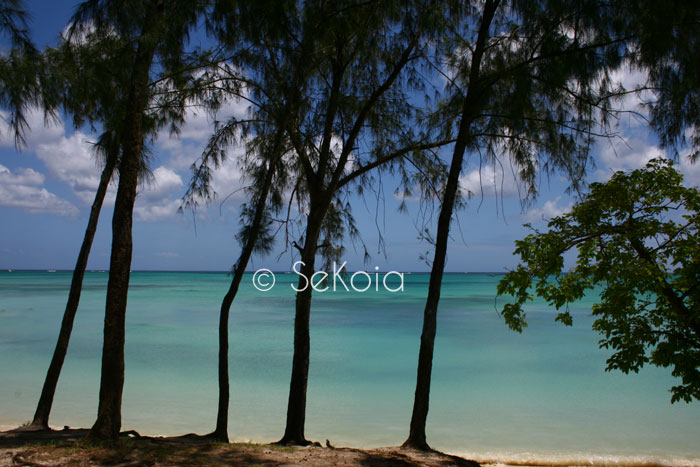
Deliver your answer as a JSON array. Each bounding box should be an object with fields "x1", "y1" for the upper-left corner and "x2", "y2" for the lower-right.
[{"x1": 1, "y1": 270, "x2": 699, "y2": 465}]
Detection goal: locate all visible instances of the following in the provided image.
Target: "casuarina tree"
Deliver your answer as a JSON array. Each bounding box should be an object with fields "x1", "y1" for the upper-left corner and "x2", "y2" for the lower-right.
[
  {"x1": 182, "y1": 0, "x2": 316, "y2": 442},
  {"x1": 29, "y1": 30, "x2": 160, "y2": 430},
  {"x1": 187, "y1": 0, "x2": 448, "y2": 445},
  {"x1": 66, "y1": 0, "x2": 222, "y2": 442},
  {"x1": 0, "y1": 0, "x2": 44, "y2": 147},
  {"x1": 270, "y1": 0, "x2": 452, "y2": 445},
  {"x1": 403, "y1": 0, "x2": 630, "y2": 450}
]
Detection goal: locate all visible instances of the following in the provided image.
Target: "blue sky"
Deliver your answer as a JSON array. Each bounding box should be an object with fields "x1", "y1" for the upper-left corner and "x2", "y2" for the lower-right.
[{"x1": 1, "y1": 1, "x2": 699, "y2": 272}]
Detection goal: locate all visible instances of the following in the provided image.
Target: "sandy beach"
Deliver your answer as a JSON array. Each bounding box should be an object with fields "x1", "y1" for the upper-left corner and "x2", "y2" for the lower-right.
[
  {"x1": 4, "y1": 427, "x2": 699, "y2": 467},
  {"x1": 0, "y1": 427, "x2": 483, "y2": 467}
]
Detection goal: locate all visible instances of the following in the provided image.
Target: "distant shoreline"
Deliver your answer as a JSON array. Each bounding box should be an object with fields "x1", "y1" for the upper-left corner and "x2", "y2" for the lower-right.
[{"x1": 1, "y1": 269, "x2": 506, "y2": 274}]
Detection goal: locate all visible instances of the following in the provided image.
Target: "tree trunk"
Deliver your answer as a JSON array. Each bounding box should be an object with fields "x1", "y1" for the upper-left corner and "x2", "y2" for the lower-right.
[
  {"x1": 209, "y1": 32, "x2": 308, "y2": 439},
  {"x1": 403, "y1": 0, "x2": 499, "y2": 450},
  {"x1": 209, "y1": 157, "x2": 279, "y2": 442},
  {"x1": 402, "y1": 126, "x2": 469, "y2": 450},
  {"x1": 278, "y1": 202, "x2": 326, "y2": 445},
  {"x1": 89, "y1": 1, "x2": 163, "y2": 442},
  {"x1": 30, "y1": 157, "x2": 116, "y2": 430}
]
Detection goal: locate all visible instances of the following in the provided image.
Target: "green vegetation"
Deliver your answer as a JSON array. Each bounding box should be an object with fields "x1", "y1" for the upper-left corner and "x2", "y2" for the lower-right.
[{"x1": 498, "y1": 159, "x2": 700, "y2": 403}]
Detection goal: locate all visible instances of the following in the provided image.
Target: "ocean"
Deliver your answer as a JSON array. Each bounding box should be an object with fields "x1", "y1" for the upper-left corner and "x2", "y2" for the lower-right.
[{"x1": 1, "y1": 270, "x2": 699, "y2": 466}]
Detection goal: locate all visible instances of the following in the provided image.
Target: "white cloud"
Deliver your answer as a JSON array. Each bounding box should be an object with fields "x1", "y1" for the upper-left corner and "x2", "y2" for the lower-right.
[
  {"x1": 522, "y1": 196, "x2": 571, "y2": 223},
  {"x1": 153, "y1": 99, "x2": 250, "y2": 216},
  {"x1": 157, "y1": 98, "x2": 249, "y2": 170},
  {"x1": 0, "y1": 164, "x2": 78, "y2": 217},
  {"x1": 597, "y1": 134, "x2": 700, "y2": 188},
  {"x1": 597, "y1": 137, "x2": 663, "y2": 179},
  {"x1": 2, "y1": 109, "x2": 112, "y2": 207},
  {"x1": 34, "y1": 131, "x2": 107, "y2": 204},
  {"x1": 134, "y1": 166, "x2": 184, "y2": 221},
  {"x1": 1, "y1": 99, "x2": 254, "y2": 221},
  {"x1": 0, "y1": 120, "x2": 13, "y2": 147},
  {"x1": 678, "y1": 149, "x2": 700, "y2": 188},
  {"x1": 609, "y1": 64, "x2": 655, "y2": 129},
  {"x1": 393, "y1": 189, "x2": 421, "y2": 202},
  {"x1": 0, "y1": 109, "x2": 65, "y2": 148},
  {"x1": 210, "y1": 155, "x2": 246, "y2": 209},
  {"x1": 460, "y1": 163, "x2": 521, "y2": 199}
]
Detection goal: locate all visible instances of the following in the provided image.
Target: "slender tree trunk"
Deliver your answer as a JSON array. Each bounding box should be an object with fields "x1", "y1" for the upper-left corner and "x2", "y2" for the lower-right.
[
  {"x1": 89, "y1": 156, "x2": 137, "y2": 441},
  {"x1": 30, "y1": 157, "x2": 116, "y2": 430},
  {"x1": 209, "y1": 157, "x2": 279, "y2": 442},
  {"x1": 209, "y1": 32, "x2": 310, "y2": 439},
  {"x1": 402, "y1": 122, "x2": 470, "y2": 450},
  {"x1": 278, "y1": 202, "x2": 326, "y2": 445},
  {"x1": 89, "y1": 1, "x2": 163, "y2": 442},
  {"x1": 403, "y1": 0, "x2": 499, "y2": 450}
]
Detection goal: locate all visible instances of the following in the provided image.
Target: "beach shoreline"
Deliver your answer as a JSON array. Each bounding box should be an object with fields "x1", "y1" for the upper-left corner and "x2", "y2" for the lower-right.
[
  {"x1": 0, "y1": 427, "x2": 482, "y2": 467},
  {"x1": 2, "y1": 426, "x2": 699, "y2": 467}
]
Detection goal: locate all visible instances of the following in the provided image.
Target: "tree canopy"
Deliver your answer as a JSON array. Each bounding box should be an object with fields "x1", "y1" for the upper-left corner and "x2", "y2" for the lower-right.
[{"x1": 497, "y1": 158, "x2": 700, "y2": 403}]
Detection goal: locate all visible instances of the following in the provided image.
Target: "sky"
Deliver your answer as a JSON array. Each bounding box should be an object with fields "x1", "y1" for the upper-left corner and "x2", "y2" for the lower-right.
[{"x1": 1, "y1": 1, "x2": 699, "y2": 273}]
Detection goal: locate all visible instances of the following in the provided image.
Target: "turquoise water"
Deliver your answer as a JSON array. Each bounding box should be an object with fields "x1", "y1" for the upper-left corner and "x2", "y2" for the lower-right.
[{"x1": 1, "y1": 270, "x2": 699, "y2": 465}]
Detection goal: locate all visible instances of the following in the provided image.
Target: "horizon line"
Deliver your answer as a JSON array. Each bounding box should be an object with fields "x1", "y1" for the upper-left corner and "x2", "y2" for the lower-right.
[{"x1": 1, "y1": 268, "x2": 507, "y2": 275}]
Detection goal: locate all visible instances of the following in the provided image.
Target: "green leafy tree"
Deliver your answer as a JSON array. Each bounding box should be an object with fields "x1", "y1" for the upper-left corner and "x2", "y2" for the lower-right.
[{"x1": 497, "y1": 158, "x2": 700, "y2": 403}]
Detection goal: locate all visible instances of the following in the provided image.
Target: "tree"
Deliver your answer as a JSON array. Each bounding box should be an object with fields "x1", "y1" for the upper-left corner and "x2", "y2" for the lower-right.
[
  {"x1": 0, "y1": 6, "x2": 130, "y2": 431},
  {"x1": 614, "y1": 0, "x2": 700, "y2": 161},
  {"x1": 0, "y1": 0, "x2": 43, "y2": 147},
  {"x1": 0, "y1": 0, "x2": 32, "y2": 50},
  {"x1": 29, "y1": 29, "x2": 158, "y2": 430},
  {"x1": 497, "y1": 158, "x2": 700, "y2": 403},
  {"x1": 66, "y1": 0, "x2": 219, "y2": 442},
  {"x1": 189, "y1": 0, "x2": 451, "y2": 446},
  {"x1": 186, "y1": 132, "x2": 291, "y2": 442},
  {"x1": 270, "y1": 0, "x2": 454, "y2": 445},
  {"x1": 29, "y1": 146, "x2": 117, "y2": 430},
  {"x1": 86, "y1": 2, "x2": 166, "y2": 442},
  {"x1": 187, "y1": 1, "x2": 440, "y2": 444},
  {"x1": 403, "y1": 0, "x2": 629, "y2": 450},
  {"x1": 182, "y1": 0, "x2": 313, "y2": 442}
]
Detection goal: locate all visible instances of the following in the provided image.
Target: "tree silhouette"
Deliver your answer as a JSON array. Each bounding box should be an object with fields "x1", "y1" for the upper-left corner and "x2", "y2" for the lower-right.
[
  {"x1": 29, "y1": 30, "x2": 161, "y2": 429},
  {"x1": 182, "y1": 0, "x2": 316, "y2": 442},
  {"x1": 66, "y1": 0, "x2": 223, "y2": 442},
  {"x1": 270, "y1": 0, "x2": 450, "y2": 445},
  {"x1": 403, "y1": 0, "x2": 629, "y2": 450}
]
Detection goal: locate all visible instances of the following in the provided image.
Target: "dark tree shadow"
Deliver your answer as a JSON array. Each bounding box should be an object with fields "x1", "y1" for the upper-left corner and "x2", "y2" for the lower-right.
[{"x1": 1, "y1": 428, "x2": 481, "y2": 467}]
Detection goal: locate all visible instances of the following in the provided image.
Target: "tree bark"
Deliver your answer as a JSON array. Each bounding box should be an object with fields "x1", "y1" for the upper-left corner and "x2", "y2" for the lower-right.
[
  {"x1": 209, "y1": 26, "x2": 312, "y2": 440},
  {"x1": 89, "y1": 1, "x2": 163, "y2": 442},
  {"x1": 403, "y1": 0, "x2": 499, "y2": 451},
  {"x1": 210, "y1": 155, "x2": 280, "y2": 442},
  {"x1": 277, "y1": 201, "x2": 327, "y2": 445},
  {"x1": 30, "y1": 157, "x2": 116, "y2": 430},
  {"x1": 402, "y1": 112, "x2": 472, "y2": 451}
]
